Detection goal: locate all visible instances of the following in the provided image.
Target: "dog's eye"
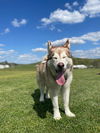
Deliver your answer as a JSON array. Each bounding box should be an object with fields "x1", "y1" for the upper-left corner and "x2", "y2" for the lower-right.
[{"x1": 53, "y1": 57, "x2": 57, "y2": 59}]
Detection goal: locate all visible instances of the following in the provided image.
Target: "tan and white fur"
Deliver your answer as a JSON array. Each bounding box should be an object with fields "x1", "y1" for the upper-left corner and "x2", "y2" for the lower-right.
[{"x1": 37, "y1": 40, "x2": 75, "y2": 120}]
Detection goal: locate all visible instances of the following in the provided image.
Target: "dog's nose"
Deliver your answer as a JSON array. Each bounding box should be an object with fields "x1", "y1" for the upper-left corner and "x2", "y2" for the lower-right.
[{"x1": 58, "y1": 62, "x2": 64, "y2": 68}]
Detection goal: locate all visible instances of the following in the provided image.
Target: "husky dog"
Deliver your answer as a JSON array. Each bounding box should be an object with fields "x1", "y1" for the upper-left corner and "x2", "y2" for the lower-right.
[{"x1": 37, "y1": 40, "x2": 75, "y2": 120}]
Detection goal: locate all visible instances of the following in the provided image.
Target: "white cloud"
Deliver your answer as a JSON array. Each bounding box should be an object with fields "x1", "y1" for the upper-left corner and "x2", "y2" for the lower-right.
[
  {"x1": 4, "y1": 28, "x2": 10, "y2": 33},
  {"x1": 36, "y1": 25, "x2": 45, "y2": 29},
  {"x1": 0, "y1": 56, "x2": 4, "y2": 59},
  {"x1": 18, "y1": 54, "x2": 33, "y2": 59},
  {"x1": 81, "y1": 0, "x2": 100, "y2": 17},
  {"x1": 0, "y1": 50, "x2": 40, "y2": 64},
  {"x1": 52, "y1": 31, "x2": 100, "y2": 46},
  {"x1": 65, "y1": 1, "x2": 79, "y2": 9},
  {"x1": 0, "y1": 28, "x2": 10, "y2": 35},
  {"x1": 41, "y1": 9, "x2": 85, "y2": 25},
  {"x1": 93, "y1": 42, "x2": 100, "y2": 45},
  {"x1": 7, "y1": 50, "x2": 15, "y2": 54},
  {"x1": 71, "y1": 37, "x2": 86, "y2": 44},
  {"x1": 32, "y1": 48, "x2": 47, "y2": 52},
  {"x1": 0, "y1": 49, "x2": 16, "y2": 55},
  {"x1": 17, "y1": 54, "x2": 40, "y2": 64},
  {"x1": 11, "y1": 18, "x2": 27, "y2": 27},
  {"x1": 80, "y1": 31, "x2": 100, "y2": 42},
  {"x1": 0, "y1": 49, "x2": 16, "y2": 62},
  {"x1": 40, "y1": 0, "x2": 100, "y2": 26},
  {"x1": 73, "y1": 1, "x2": 79, "y2": 6},
  {"x1": 37, "y1": 23, "x2": 62, "y2": 32},
  {"x1": 49, "y1": 25, "x2": 55, "y2": 31},
  {"x1": 49, "y1": 25, "x2": 62, "y2": 32},
  {"x1": 72, "y1": 47, "x2": 100, "y2": 58},
  {"x1": 0, "y1": 44, "x2": 5, "y2": 47},
  {"x1": 64, "y1": 3, "x2": 72, "y2": 9},
  {"x1": 52, "y1": 37, "x2": 85, "y2": 46}
]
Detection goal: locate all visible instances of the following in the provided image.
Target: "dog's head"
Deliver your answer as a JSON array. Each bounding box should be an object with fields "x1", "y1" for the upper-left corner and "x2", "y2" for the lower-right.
[{"x1": 47, "y1": 40, "x2": 72, "y2": 73}]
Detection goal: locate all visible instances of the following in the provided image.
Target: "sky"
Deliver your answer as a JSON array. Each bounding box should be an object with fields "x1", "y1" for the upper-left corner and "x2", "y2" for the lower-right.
[{"x1": 0, "y1": 0, "x2": 100, "y2": 64}]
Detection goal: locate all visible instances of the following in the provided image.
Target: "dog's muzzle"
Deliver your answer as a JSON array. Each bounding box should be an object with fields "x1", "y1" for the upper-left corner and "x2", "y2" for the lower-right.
[
  {"x1": 57, "y1": 62, "x2": 64, "y2": 69},
  {"x1": 56, "y1": 62, "x2": 65, "y2": 73}
]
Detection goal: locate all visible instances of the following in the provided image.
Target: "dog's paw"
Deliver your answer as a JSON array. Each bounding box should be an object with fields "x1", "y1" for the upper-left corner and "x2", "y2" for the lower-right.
[
  {"x1": 65, "y1": 111, "x2": 76, "y2": 117},
  {"x1": 54, "y1": 115, "x2": 62, "y2": 120},
  {"x1": 53, "y1": 112, "x2": 62, "y2": 120}
]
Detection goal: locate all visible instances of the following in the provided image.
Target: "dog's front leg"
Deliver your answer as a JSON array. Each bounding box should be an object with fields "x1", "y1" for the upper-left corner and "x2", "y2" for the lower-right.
[
  {"x1": 62, "y1": 86, "x2": 75, "y2": 117},
  {"x1": 50, "y1": 90, "x2": 61, "y2": 120}
]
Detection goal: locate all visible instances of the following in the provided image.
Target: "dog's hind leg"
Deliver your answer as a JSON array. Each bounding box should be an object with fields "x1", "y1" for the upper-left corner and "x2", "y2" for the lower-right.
[
  {"x1": 37, "y1": 78, "x2": 45, "y2": 102},
  {"x1": 45, "y1": 87, "x2": 50, "y2": 99},
  {"x1": 39, "y1": 83, "x2": 45, "y2": 102},
  {"x1": 40, "y1": 87, "x2": 45, "y2": 102}
]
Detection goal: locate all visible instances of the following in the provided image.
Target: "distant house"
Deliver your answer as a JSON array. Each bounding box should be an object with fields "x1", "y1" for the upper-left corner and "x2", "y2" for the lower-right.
[
  {"x1": 0, "y1": 64, "x2": 10, "y2": 69},
  {"x1": 73, "y1": 65, "x2": 87, "y2": 69},
  {"x1": 4, "y1": 65, "x2": 10, "y2": 68}
]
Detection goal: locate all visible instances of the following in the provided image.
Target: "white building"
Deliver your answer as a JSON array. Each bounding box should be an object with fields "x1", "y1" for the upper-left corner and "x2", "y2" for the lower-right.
[
  {"x1": 73, "y1": 65, "x2": 87, "y2": 69},
  {"x1": 0, "y1": 64, "x2": 10, "y2": 69},
  {"x1": 4, "y1": 65, "x2": 10, "y2": 68}
]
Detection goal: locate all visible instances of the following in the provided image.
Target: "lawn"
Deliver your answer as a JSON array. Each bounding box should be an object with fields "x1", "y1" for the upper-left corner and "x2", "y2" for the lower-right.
[{"x1": 0, "y1": 65, "x2": 100, "y2": 133}]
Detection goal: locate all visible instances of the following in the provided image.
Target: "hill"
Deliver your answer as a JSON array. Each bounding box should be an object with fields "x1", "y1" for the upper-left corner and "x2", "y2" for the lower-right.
[{"x1": 73, "y1": 58, "x2": 100, "y2": 68}]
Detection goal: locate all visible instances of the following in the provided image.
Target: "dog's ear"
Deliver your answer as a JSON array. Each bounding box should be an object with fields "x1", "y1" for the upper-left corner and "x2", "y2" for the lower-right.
[
  {"x1": 48, "y1": 41, "x2": 52, "y2": 53},
  {"x1": 64, "y1": 39, "x2": 70, "y2": 49}
]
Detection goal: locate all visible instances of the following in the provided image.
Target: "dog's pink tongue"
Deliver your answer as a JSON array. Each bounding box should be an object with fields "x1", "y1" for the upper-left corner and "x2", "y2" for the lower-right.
[{"x1": 56, "y1": 72, "x2": 65, "y2": 86}]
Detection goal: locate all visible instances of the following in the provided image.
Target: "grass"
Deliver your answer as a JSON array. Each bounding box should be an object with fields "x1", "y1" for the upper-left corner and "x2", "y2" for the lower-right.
[{"x1": 0, "y1": 65, "x2": 100, "y2": 133}]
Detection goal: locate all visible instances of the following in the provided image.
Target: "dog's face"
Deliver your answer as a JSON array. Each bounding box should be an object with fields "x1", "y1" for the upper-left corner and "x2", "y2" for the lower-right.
[{"x1": 48, "y1": 40, "x2": 72, "y2": 73}]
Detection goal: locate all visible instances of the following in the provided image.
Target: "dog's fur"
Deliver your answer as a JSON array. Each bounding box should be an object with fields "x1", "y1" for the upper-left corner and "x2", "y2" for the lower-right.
[{"x1": 36, "y1": 40, "x2": 75, "y2": 120}]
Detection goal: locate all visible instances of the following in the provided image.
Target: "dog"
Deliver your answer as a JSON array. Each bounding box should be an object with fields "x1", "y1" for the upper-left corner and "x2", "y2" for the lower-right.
[{"x1": 36, "y1": 40, "x2": 75, "y2": 120}]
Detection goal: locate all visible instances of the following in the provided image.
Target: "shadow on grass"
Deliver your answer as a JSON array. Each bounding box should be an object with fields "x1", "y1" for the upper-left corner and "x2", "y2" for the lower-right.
[{"x1": 31, "y1": 89, "x2": 53, "y2": 119}]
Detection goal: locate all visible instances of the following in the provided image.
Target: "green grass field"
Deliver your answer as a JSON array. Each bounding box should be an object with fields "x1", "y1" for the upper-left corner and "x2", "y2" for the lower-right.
[{"x1": 0, "y1": 65, "x2": 100, "y2": 133}]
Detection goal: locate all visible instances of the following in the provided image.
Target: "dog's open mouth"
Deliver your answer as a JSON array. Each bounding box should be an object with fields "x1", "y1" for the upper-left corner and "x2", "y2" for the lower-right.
[{"x1": 56, "y1": 70, "x2": 66, "y2": 86}]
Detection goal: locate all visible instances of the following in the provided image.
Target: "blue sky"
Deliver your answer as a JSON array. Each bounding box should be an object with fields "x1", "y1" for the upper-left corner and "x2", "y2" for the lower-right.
[{"x1": 0, "y1": 0, "x2": 100, "y2": 64}]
